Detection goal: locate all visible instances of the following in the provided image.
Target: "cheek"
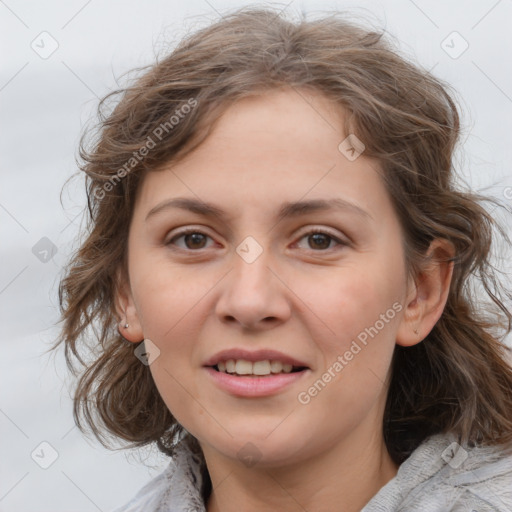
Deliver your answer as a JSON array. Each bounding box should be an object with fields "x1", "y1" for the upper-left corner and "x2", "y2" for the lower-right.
[
  {"x1": 149, "y1": 357, "x2": 205, "y2": 432},
  {"x1": 138, "y1": 280, "x2": 205, "y2": 425},
  {"x1": 295, "y1": 268, "x2": 402, "y2": 420},
  {"x1": 131, "y1": 259, "x2": 210, "y2": 340},
  {"x1": 296, "y1": 273, "x2": 399, "y2": 424},
  {"x1": 296, "y1": 263, "x2": 401, "y2": 354},
  {"x1": 130, "y1": 264, "x2": 212, "y2": 369}
]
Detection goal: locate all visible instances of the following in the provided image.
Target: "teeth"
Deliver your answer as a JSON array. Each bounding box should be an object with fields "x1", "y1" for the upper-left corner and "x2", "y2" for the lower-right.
[
  {"x1": 253, "y1": 360, "x2": 271, "y2": 375},
  {"x1": 270, "y1": 360, "x2": 283, "y2": 373},
  {"x1": 217, "y1": 359, "x2": 298, "y2": 376},
  {"x1": 235, "y1": 360, "x2": 253, "y2": 375}
]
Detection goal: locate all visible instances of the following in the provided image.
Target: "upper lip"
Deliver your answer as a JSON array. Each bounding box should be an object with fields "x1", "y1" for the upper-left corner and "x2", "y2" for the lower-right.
[{"x1": 203, "y1": 349, "x2": 310, "y2": 369}]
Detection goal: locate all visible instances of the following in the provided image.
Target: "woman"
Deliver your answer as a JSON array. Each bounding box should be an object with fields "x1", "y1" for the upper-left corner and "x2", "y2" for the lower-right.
[{"x1": 54, "y1": 7, "x2": 512, "y2": 511}]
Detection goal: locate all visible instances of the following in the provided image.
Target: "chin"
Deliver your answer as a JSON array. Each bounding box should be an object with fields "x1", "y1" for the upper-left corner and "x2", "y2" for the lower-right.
[{"x1": 197, "y1": 427, "x2": 313, "y2": 468}]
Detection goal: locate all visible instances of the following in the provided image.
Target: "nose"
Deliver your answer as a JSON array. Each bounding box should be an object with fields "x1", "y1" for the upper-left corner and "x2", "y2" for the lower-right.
[{"x1": 214, "y1": 247, "x2": 292, "y2": 331}]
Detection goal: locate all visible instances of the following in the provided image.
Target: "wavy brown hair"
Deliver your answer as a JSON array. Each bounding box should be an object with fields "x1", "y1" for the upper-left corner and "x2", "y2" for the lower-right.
[{"x1": 52, "y1": 6, "x2": 512, "y2": 468}]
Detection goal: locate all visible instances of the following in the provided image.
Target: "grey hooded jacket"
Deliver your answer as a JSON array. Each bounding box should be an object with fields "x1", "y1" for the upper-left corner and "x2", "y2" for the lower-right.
[{"x1": 112, "y1": 431, "x2": 512, "y2": 511}]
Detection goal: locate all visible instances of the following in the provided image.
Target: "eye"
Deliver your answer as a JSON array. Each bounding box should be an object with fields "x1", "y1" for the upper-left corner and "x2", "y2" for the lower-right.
[
  {"x1": 294, "y1": 229, "x2": 347, "y2": 251},
  {"x1": 166, "y1": 228, "x2": 215, "y2": 250},
  {"x1": 166, "y1": 227, "x2": 348, "y2": 252}
]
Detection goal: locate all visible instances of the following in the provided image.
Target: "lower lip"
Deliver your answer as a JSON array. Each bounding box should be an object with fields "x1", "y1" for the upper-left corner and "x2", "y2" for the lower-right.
[{"x1": 204, "y1": 367, "x2": 309, "y2": 397}]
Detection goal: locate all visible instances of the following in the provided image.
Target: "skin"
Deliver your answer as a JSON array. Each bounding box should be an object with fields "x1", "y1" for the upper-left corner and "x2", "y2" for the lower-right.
[{"x1": 116, "y1": 87, "x2": 454, "y2": 512}]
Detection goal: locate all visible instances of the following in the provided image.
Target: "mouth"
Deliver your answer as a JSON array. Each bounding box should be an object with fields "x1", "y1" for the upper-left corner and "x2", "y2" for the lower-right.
[
  {"x1": 209, "y1": 359, "x2": 309, "y2": 377},
  {"x1": 202, "y1": 349, "x2": 311, "y2": 396}
]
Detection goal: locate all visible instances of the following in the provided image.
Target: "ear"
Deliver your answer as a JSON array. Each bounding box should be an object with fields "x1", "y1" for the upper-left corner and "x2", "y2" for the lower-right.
[
  {"x1": 114, "y1": 266, "x2": 144, "y2": 343},
  {"x1": 396, "y1": 238, "x2": 455, "y2": 347}
]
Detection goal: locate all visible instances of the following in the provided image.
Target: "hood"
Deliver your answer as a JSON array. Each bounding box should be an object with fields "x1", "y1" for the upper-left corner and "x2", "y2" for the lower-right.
[
  {"x1": 111, "y1": 431, "x2": 512, "y2": 512},
  {"x1": 362, "y1": 430, "x2": 512, "y2": 511}
]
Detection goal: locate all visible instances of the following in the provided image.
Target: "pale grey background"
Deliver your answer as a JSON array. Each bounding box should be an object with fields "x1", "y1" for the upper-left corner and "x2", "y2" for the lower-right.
[{"x1": 1, "y1": 0, "x2": 511, "y2": 511}]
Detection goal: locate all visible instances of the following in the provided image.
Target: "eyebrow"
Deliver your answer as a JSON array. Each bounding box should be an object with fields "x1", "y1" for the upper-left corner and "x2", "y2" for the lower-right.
[{"x1": 145, "y1": 196, "x2": 373, "y2": 223}]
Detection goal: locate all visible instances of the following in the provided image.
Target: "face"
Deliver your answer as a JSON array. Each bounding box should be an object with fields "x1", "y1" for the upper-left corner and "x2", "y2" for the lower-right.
[{"x1": 121, "y1": 87, "x2": 416, "y2": 468}]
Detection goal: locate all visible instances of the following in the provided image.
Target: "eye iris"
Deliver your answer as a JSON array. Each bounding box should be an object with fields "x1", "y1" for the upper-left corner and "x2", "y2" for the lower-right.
[
  {"x1": 178, "y1": 232, "x2": 335, "y2": 250},
  {"x1": 185, "y1": 233, "x2": 207, "y2": 249},
  {"x1": 309, "y1": 233, "x2": 331, "y2": 250}
]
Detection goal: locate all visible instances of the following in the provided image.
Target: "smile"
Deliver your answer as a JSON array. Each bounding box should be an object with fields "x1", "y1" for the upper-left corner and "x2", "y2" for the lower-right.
[
  {"x1": 214, "y1": 359, "x2": 307, "y2": 376},
  {"x1": 204, "y1": 365, "x2": 310, "y2": 397}
]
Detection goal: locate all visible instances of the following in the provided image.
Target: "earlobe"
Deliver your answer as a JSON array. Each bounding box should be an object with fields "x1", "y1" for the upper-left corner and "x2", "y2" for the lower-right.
[
  {"x1": 114, "y1": 267, "x2": 144, "y2": 343},
  {"x1": 396, "y1": 239, "x2": 455, "y2": 347}
]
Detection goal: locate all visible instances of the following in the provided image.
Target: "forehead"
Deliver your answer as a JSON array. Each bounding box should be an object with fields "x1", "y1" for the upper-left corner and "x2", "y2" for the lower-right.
[{"x1": 133, "y1": 88, "x2": 393, "y2": 224}]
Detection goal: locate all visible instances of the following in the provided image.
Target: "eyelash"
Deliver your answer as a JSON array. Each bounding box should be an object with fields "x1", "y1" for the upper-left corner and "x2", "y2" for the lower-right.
[{"x1": 166, "y1": 227, "x2": 348, "y2": 252}]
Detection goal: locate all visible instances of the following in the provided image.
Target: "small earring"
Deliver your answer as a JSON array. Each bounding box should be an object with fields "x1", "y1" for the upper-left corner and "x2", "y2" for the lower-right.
[{"x1": 124, "y1": 323, "x2": 129, "y2": 329}]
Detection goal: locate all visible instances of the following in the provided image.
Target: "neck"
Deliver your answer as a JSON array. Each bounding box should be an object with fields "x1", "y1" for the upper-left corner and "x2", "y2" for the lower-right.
[{"x1": 203, "y1": 424, "x2": 399, "y2": 512}]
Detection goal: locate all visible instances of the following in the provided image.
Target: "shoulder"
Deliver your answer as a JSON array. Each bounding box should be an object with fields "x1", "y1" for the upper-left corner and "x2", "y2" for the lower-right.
[
  {"x1": 363, "y1": 431, "x2": 512, "y2": 511},
  {"x1": 109, "y1": 461, "x2": 179, "y2": 512},
  {"x1": 440, "y1": 434, "x2": 512, "y2": 511},
  {"x1": 109, "y1": 442, "x2": 206, "y2": 512}
]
